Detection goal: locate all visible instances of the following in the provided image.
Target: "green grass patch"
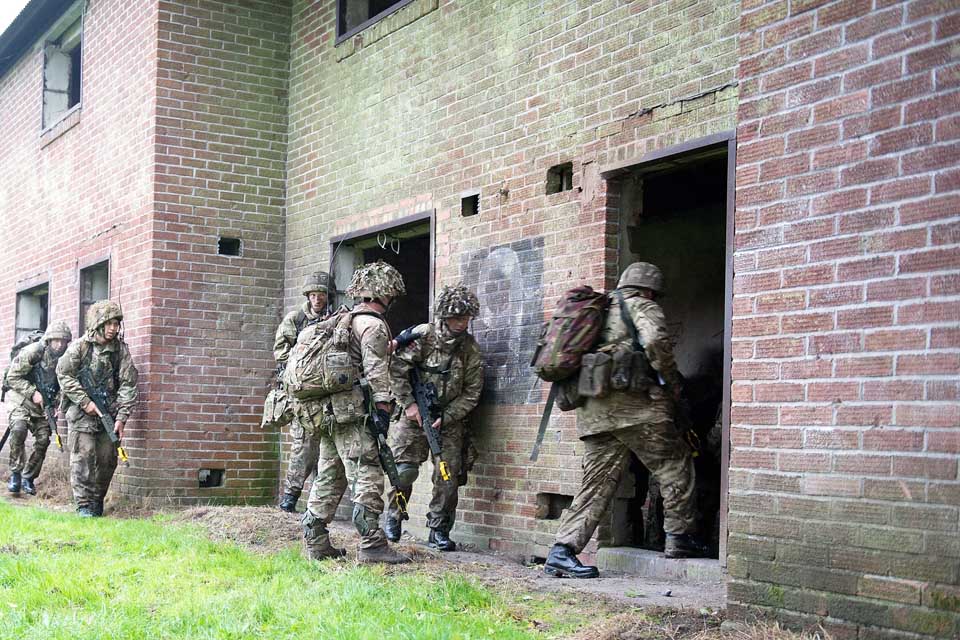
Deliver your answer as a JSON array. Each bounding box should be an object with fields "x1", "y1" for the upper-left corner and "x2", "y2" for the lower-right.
[{"x1": 0, "y1": 503, "x2": 543, "y2": 640}]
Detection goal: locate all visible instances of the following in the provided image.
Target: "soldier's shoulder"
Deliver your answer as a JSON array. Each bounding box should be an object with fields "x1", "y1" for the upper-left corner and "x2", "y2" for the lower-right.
[
  {"x1": 632, "y1": 298, "x2": 667, "y2": 329},
  {"x1": 461, "y1": 333, "x2": 482, "y2": 354},
  {"x1": 20, "y1": 341, "x2": 46, "y2": 359},
  {"x1": 351, "y1": 309, "x2": 388, "y2": 333},
  {"x1": 282, "y1": 307, "x2": 303, "y2": 324}
]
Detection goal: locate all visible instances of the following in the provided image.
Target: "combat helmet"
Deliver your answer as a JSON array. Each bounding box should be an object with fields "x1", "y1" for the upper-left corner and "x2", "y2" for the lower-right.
[
  {"x1": 301, "y1": 271, "x2": 334, "y2": 296},
  {"x1": 43, "y1": 321, "x2": 72, "y2": 343},
  {"x1": 85, "y1": 300, "x2": 123, "y2": 334},
  {"x1": 435, "y1": 284, "x2": 480, "y2": 318},
  {"x1": 618, "y1": 262, "x2": 664, "y2": 293},
  {"x1": 346, "y1": 260, "x2": 406, "y2": 301}
]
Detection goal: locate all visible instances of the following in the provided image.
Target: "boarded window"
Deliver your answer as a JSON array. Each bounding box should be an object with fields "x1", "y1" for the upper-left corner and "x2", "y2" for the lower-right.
[
  {"x1": 15, "y1": 284, "x2": 49, "y2": 343},
  {"x1": 337, "y1": 0, "x2": 411, "y2": 40},
  {"x1": 79, "y1": 261, "x2": 109, "y2": 333},
  {"x1": 43, "y1": 11, "x2": 83, "y2": 129}
]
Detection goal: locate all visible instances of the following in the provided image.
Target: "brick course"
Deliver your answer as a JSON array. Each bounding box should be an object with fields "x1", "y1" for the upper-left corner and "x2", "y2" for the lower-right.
[{"x1": 732, "y1": 0, "x2": 960, "y2": 636}]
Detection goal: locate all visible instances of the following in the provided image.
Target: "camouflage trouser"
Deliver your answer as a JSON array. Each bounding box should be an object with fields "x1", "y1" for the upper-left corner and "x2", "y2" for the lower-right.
[
  {"x1": 68, "y1": 428, "x2": 118, "y2": 509},
  {"x1": 555, "y1": 421, "x2": 696, "y2": 554},
  {"x1": 7, "y1": 411, "x2": 51, "y2": 479},
  {"x1": 283, "y1": 417, "x2": 321, "y2": 495},
  {"x1": 304, "y1": 415, "x2": 388, "y2": 550},
  {"x1": 386, "y1": 415, "x2": 467, "y2": 531}
]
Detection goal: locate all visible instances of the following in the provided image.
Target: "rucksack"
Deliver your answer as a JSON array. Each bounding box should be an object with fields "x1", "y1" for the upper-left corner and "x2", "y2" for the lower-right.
[
  {"x1": 283, "y1": 309, "x2": 379, "y2": 400},
  {"x1": 530, "y1": 286, "x2": 610, "y2": 382},
  {"x1": 1, "y1": 330, "x2": 45, "y2": 396}
]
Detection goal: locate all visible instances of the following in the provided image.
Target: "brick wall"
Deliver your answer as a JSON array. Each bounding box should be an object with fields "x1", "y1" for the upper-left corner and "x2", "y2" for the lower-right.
[
  {"x1": 0, "y1": 0, "x2": 158, "y2": 479},
  {"x1": 287, "y1": 0, "x2": 739, "y2": 552},
  {"x1": 730, "y1": 0, "x2": 960, "y2": 637},
  {"x1": 143, "y1": 0, "x2": 291, "y2": 504}
]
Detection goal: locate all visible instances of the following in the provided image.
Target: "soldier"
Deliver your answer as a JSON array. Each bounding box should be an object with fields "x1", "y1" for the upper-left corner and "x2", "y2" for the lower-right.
[
  {"x1": 299, "y1": 261, "x2": 409, "y2": 564},
  {"x1": 5, "y1": 322, "x2": 72, "y2": 495},
  {"x1": 544, "y1": 262, "x2": 707, "y2": 579},
  {"x1": 385, "y1": 284, "x2": 483, "y2": 551},
  {"x1": 57, "y1": 300, "x2": 139, "y2": 517},
  {"x1": 274, "y1": 271, "x2": 334, "y2": 512}
]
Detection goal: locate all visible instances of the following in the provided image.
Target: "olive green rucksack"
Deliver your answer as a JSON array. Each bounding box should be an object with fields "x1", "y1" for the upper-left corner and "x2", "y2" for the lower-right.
[{"x1": 1, "y1": 330, "x2": 45, "y2": 400}]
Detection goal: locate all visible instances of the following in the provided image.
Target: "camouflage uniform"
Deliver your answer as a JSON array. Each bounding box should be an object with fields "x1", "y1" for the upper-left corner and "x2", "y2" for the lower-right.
[
  {"x1": 57, "y1": 301, "x2": 138, "y2": 515},
  {"x1": 547, "y1": 263, "x2": 700, "y2": 577},
  {"x1": 274, "y1": 272, "x2": 333, "y2": 509},
  {"x1": 387, "y1": 285, "x2": 483, "y2": 542},
  {"x1": 5, "y1": 323, "x2": 71, "y2": 489},
  {"x1": 301, "y1": 261, "x2": 407, "y2": 563}
]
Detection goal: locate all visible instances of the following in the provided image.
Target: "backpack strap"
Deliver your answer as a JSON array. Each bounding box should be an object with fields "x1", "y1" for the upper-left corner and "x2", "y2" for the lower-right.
[{"x1": 615, "y1": 289, "x2": 642, "y2": 352}]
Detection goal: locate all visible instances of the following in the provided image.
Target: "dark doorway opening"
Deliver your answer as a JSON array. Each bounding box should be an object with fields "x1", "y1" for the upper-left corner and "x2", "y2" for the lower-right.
[
  {"x1": 599, "y1": 141, "x2": 731, "y2": 560},
  {"x1": 329, "y1": 212, "x2": 434, "y2": 336}
]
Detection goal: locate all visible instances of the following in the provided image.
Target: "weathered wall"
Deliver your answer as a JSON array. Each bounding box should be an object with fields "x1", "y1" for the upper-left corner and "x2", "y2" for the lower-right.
[
  {"x1": 729, "y1": 0, "x2": 960, "y2": 637},
  {"x1": 0, "y1": 0, "x2": 158, "y2": 480},
  {"x1": 143, "y1": 0, "x2": 290, "y2": 504},
  {"x1": 286, "y1": 0, "x2": 739, "y2": 553}
]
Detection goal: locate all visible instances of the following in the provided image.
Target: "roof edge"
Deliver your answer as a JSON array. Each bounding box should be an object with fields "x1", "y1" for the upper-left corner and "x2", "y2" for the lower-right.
[{"x1": 0, "y1": 0, "x2": 77, "y2": 80}]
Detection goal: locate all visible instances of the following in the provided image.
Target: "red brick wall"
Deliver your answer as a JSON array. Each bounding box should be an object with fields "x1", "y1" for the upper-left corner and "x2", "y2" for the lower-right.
[
  {"x1": 287, "y1": 0, "x2": 739, "y2": 551},
  {"x1": 143, "y1": 0, "x2": 291, "y2": 504},
  {"x1": 730, "y1": 0, "x2": 960, "y2": 637},
  {"x1": 0, "y1": 0, "x2": 157, "y2": 478}
]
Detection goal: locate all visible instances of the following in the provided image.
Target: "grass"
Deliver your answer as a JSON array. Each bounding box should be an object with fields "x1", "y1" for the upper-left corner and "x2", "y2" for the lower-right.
[{"x1": 0, "y1": 502, "x2": 544, "y2": 640}]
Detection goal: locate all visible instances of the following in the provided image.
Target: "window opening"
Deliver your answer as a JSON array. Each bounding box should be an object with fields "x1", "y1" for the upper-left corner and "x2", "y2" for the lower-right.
[
  {"x1": 218, "y1": 237, "x2": 241, "y2": 256},
  {"x1": 15, "y1": 284, "x2": 49, "y2": 343},
  {"x1": 535, "y1": 493, "x2": 573, "y2": 520},
  {"x1": 337, "y1": 0, "x2": 412, "y2": 40},
  {"x1": 79, "y1": 261, "x2": 109, "y2": 333},
  {"x1": 546, "y1": 163, "x2": 573, "y2": 194},
  {"x1": 461, "y1": 192, "x2": 479, "y2": 217},
  {"x1": 42, "y1": 6, "x2": 84, "y2": 130},
  {"x1": 330, "y1": 217, "x2": 432, "y2": 336}
]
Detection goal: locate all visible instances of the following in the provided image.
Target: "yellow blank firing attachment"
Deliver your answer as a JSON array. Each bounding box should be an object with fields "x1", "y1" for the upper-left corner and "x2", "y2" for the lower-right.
[
  {"x1": 394, "y1": 491, "x2": 408, "y2": 515},
  {"x1": 54, "y1": 432, "x2": 63, "y2": 451},
  {"x1": 118, "y1": 445, "x2": 129, "y2": 465},
  {"x1": 438, "y1": 460, "x2": 451, "y2": 482}
]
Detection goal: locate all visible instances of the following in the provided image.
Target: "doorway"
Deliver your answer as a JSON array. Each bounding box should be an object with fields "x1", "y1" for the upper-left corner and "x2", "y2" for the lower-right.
[
  {"x1": 329, "y1": 211, "x2": 434, "y2": 336},
  {"x1": 598, "y1": 136, "x2": 733, "y2": 561}
]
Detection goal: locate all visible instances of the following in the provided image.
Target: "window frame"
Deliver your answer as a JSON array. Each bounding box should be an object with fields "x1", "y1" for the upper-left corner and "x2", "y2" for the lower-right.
[
  {"x1": 40, "y1": 0, "x2": 85, "y2": 132},
  {"x1": 78, "y1": 259, "x2": 110, "y2": 335},
  {"x1": 335, "y1": 0, "x2": 415, "y2": 45},
  {"x1": 14, "y1": 282, "x2": 50, "y2": 344}
]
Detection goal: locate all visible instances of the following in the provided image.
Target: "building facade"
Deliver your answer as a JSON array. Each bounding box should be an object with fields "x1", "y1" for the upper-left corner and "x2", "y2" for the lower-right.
[{"x1": 1, "y1": 0, "x2": 957, "y2": 637}]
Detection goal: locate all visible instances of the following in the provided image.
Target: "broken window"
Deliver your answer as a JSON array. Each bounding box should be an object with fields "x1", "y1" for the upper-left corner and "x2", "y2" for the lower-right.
[
  {"x1": 15, "y1": 284, "x2": 49, "y2": 343},
  {"x1": 337, "y1": 0, "x2": 412, "y2": 40},
  {"x1": 78, "y1": 261, "x2": 109, "y2": 333},
  {"x1": 42, "y1": 4, "x2": 84, "y2": 130},
  {"x1": 546, "y1": 163, "x2": 573, "y2": 194}
]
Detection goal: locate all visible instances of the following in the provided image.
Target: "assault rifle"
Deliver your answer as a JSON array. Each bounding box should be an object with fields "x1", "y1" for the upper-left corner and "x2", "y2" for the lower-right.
[
  {"x1": 33, "y1": 366, "x2": 63, "y2": 451},
  {"x1": 359, "y1": 378, "x2": 406, "y2": 515},
  {"x1": 410, "y1": 368, "x2": 451, "y2": 482},
  {"x1": 76, "y1": 368, "x2": 129, "y2": 465}
]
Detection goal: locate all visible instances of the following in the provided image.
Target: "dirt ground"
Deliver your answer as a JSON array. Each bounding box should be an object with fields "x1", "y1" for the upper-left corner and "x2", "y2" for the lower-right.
[{"x1": 0, "y1": 455, "x2": 824, "y2": 640}]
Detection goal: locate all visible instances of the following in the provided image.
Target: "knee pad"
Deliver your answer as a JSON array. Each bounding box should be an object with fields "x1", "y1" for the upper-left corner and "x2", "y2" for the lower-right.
[
  {"x1": 396, "y1": 463, "x2": 420, "y2": 487},
  {"x1": 351, "y1": 503, "x2": 380, "y2": 537}
]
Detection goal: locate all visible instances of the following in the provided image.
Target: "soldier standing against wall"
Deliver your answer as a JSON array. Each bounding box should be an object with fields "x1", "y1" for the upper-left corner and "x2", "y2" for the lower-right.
[
  {"x1": 299, "y1": 261, "x2": 409, "y2": 564},
  {"x1": 273, "y1": 271, "x2": 334, "y2": 512},
  {"x1": 544, "y1": 262, "x2": 707, "y2": 579},
  {"x1": 57, "y1": 301, "x2": 138, "y2": 517},
  {"x1": 385, "y1": 284, "x2": 484, "y2": 551},
  {"x1": 5, "y1": 322, "x2": 72, "y2": 495}
]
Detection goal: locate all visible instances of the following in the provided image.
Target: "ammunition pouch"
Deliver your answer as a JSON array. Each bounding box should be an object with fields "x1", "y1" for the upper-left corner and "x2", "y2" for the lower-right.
[
  {"x1": 578, "y1": 352, "x2": 611, "y2": 398},
  {"x1": 555, "y1": 377, "x2": 584, "y2": 411}
]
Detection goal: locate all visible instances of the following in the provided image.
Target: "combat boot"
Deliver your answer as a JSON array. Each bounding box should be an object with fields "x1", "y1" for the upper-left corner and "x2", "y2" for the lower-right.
[
  {"x1": 279, "y1": 490, "x2": 300, "y2": 513},
  {"x1": 428, "y1": 528, "x2": 456, "y2": 552},
  {"x1": 543, "y1": 544, "x2": 600, "y2": 579},
  {"x1": 358, "y1": 543, "x2": 411, "y2": 565},
  {"x1": 384, "y1": 516, "x2": 402, "y2": 542},
  {"x1": 21, "y1": 476, "x2": 36, "y2": 495},
  {"x1": 7, "y1": 472, "x2": 21, "y2": 494},
  {"x1": 665, "y1": 533, "x2": 709, "y2": 559},
  {"x1": 306, "y1": 540, "x2": 346, "y2": 561},
  {"x1": 77, "y1": 506, "x2": 96, "y2": 518}
]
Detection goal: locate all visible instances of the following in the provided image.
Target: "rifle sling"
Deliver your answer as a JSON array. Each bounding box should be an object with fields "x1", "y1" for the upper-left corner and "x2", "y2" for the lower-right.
[{"x1": 530, "y1": 382, "x2": 559, "y2": 462}]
